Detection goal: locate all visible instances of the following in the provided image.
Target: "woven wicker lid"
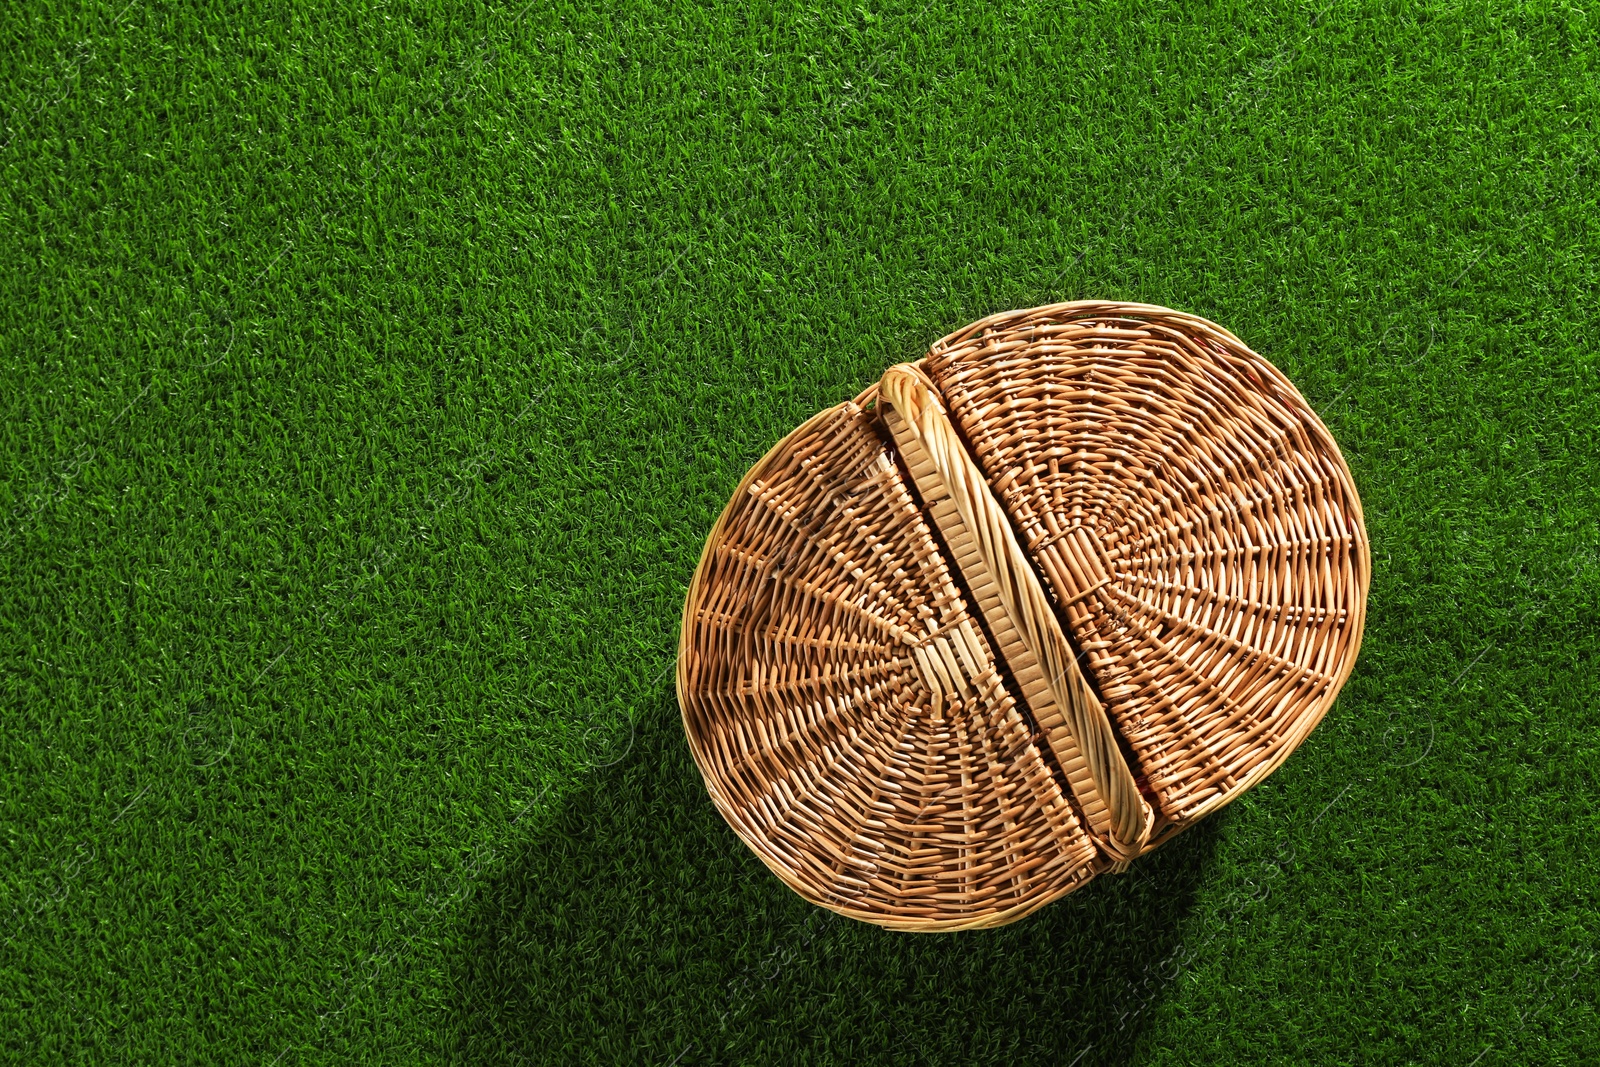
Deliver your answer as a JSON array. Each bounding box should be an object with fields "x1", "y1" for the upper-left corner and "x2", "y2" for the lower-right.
[{"x1": 677, "y1": 301, "x2": 1370, "y2": 931}]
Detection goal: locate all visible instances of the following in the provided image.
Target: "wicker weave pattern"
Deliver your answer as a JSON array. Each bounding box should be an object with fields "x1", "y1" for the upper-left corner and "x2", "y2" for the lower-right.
[
  {"x1": 924, "y1": 302, "x2": 1370, "y2": 833},
  {"x1": 677, "y1": 396, "x2": 1103, "y2": 931},
  {"x1": 679, "y1": 302, "x2": 1370, "y2": 930}
]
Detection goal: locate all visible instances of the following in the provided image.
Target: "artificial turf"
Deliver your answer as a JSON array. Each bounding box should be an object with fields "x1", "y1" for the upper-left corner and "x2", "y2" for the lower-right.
[{"x1": 2, "y1": 0, "x2": 1598, "y2": 1062}]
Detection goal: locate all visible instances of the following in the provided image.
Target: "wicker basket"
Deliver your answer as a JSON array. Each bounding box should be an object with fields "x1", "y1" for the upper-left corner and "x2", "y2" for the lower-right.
[{"x1": 677, "y1": 302, "x2": 1370, "y2": 931}]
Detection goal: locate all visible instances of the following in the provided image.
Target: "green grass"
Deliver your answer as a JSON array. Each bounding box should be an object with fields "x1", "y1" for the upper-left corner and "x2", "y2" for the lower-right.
[{"x1": 2, "y1": 0, "x2": 1598, "y2": 1062}]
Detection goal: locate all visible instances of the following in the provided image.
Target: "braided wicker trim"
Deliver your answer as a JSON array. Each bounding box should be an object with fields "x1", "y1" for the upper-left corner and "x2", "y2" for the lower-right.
[{"x1": 878, "y1": 364, "x2": 1154, "y2": 861}]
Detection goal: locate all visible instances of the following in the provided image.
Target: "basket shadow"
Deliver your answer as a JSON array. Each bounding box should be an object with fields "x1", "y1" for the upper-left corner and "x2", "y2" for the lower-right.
[{"x1": 450, "y1": 698, "x2": 1224, "y2": 1066}]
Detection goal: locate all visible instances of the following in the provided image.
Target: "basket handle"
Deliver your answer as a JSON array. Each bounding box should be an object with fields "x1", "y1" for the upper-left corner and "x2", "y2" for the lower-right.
[{"x1": 877, "y1": 363, "x2": 1153, "y2": 862}]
